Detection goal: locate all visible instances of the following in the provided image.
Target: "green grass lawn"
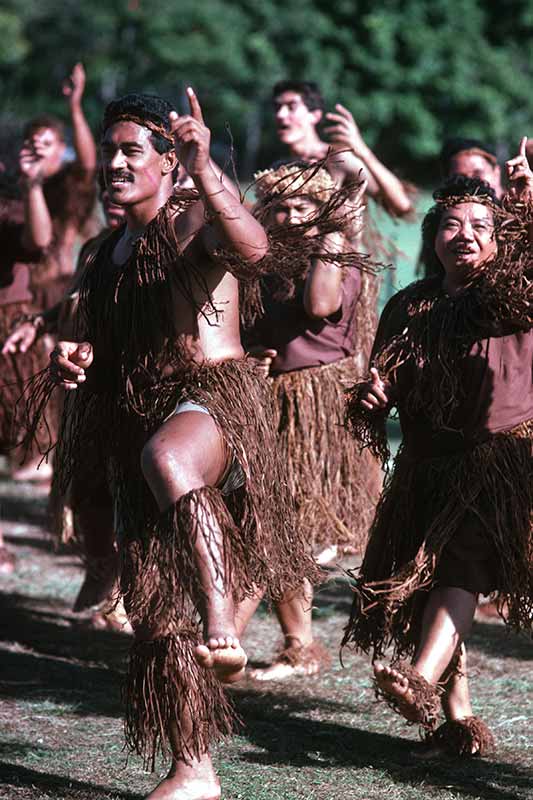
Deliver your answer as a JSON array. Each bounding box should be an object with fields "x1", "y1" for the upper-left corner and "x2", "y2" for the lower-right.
[{"x1": 0, "y1": 471, "x2": 531, "y2": 800}]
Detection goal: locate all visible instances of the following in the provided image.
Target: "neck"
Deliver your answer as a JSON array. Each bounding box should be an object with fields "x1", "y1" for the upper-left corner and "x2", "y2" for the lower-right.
[
  {"x1": 286, "y1": 130, "x2": 326, "y2": 161},
  {"x1": 442, "y1": 273, "x2": 465, "y2": 296},
  {"x1": 124, "y1": 184, "x2": 173, "y2": 234}
]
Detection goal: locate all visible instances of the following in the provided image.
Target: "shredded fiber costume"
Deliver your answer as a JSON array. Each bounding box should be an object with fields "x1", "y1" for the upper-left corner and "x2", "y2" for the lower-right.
[
  {"x1": 247, "y1": 164, "x2": 381, "y2": 551},
  {"x1": 0, "y1": 193, "x2": 51, "y2": 452},
  {"x1": 24, "y1": 192, "x2": 319, "y2": 768},
  {"x1": 343, "y1": 193, "x2": 533, "y2": 659}
]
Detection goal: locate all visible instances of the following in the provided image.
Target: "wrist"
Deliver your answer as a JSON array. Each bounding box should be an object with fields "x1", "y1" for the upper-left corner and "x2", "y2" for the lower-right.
[
  {"x1": 192, "y1": 162, "x2": 219, "y2": 190},
  {"x1": 20, "y1": 176, "x2": 44, "y2": 191}
]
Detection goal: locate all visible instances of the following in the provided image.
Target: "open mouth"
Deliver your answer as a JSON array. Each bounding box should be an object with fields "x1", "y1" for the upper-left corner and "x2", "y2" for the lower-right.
[
  {"x1": 107, "y1": 172, "x2": 133, "y2": 187},
  {"x1": 453, "y1": 247, "x2": 476, "y2": 257}
]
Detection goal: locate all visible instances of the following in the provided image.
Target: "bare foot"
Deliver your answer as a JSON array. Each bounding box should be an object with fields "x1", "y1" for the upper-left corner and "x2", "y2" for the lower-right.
[
  {"x1": 374, "y1": 662, "x2": 420, "y2": 723},
  {"x1": 145, "y1": 755, "x2": 220, "y2": 799},
  {"x1": 249, "y1": 660, "x2": 319, "y2": 681},
  {"x1": 314, "y1": 544, "x2": 338, "y2": 566},
  {"x1": 85, "y1": 598, "x2": 133, "y2": 635},
  {"x1": 194, "y1": 635, "x2": 247, "y2": 684},
  {"x1": 72, "y1": 561, "x2": 117, "y2": 612},
  {"x1": 249, "y1": 638, "x2": 329, "y2": 681}
]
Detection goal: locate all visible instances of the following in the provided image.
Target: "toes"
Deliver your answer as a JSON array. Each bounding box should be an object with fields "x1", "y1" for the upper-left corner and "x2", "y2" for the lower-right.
[
  {"x1": 194, "y1": 644, "x2": 213, "y2": 667},
  {"x1": 206, "y1": 635, "x2": 241, "y2": 650}
]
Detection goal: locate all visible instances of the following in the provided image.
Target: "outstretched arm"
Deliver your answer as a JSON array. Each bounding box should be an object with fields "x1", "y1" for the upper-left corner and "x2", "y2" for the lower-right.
[
  {"x1": 63, "y1": 63, "x2": 97, "y2": 174},
  {"x1": 19, "y1": 145, "x2": 53, "y2": 250},
  {"x1": 169, "y1": 88, "x2": 267, "y2": 264},
  {"x1": 325, "y1": 104, "x2": 413, "y2": 217}
]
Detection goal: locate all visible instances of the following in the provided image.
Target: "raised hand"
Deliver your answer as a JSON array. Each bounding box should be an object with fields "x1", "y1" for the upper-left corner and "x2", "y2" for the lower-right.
[
  {"x1": 360, "y1": 367, "x2": 389, "y2": 411},
  {"x1": 324, "y1": 104, "x2": 367, "y2": 158},
  {"x1": 506, "y1": 137, "x2": 533, "y2": 201},
  {"x1": 19, "y1": 144, "x2": 44, "y2": 185},
  {"x1": 50, "y1": 341, "x2": 93, "y2": 390},
  {"x1": 169, "y1": 87, "x2": 211, "y2": 179},
  {"x1": 62, "y1": 62, "x2": 86, "y2": 107}
]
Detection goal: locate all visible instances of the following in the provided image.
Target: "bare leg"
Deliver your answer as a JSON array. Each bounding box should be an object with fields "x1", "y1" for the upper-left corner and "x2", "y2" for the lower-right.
[
  {"x1": 141, "y1": 411, "x2": 247, "y2": 683},
  {"x1": 70, "y1": 469, "x2": 118, "y2": 611},
  {"x1": 138, "y1": 411, "x2": 253, "y2": 797},
  {"x1": 234, "y1": 590, "x2": 264, "y2": 637},
  {"x1": 441, "y1": 644, "x2": 473, "y2": 722},
  {"x1": 144, "y1": 707, "x2": 220, "y2": 800},
  {"x1": 374, "y1": 586, "x2": 477, "y2": 720},
  {"x1": 247, "y1": 581, "x2": 325, "y2": 680}
]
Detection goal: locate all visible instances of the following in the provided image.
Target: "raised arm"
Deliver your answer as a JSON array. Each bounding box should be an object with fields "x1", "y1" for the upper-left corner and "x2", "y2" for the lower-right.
[
  {"x1": 62, "y1": 63, "x2": 97, "y2": 174},
  {"x1": 325, "y1": 104, "x2": 413, "y2": 217},
  {"x1": 303, "y1": 230, "x2": 345, "y2": 319},
  {"x1": 18, "y1": 144, "x2": 53, "y2": 250},
  {"x1": 169, "y1": 88, "x2": 267, "y2": 264}
]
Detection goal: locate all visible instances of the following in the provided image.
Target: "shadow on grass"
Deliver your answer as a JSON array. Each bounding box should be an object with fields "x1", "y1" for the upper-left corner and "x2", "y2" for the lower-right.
[
  {"x1": 0, "y1": 592, "x2": 129, "y2": 717},
  {"x1": 0, "y1": 494, "x2": 48, "y2": 526},
  {"x1": 233, "y1": 688, "x2": 533, "y2": 800},
  {"x1": 468, "y1": 621, "x2": 533, "y2": 663},
  {"x1": 313, "y1": 577, "x2": 354, "y2": 617},
  {"x1": 3, "y1": 529, "x2": 56, "y2": 554},
  {"x1": 0, "y1": 760, "x2": 142, "y2": 800}
]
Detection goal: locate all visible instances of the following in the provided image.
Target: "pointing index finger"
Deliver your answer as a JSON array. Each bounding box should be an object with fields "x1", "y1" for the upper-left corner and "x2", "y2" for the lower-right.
[
  {"x1": 520, "y1": 136, "x2": 528, "y2": 158},
  {"x1": 187, "y1": 87, "x2": 204, "y2": 123}
]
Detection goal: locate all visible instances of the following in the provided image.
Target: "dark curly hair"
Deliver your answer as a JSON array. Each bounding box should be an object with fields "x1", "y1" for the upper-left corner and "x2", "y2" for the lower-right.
[
  {"x1": 102, "y1": 93, "x2": 175, "y2": 154},
  {"x1": 24, "y1": 114, "x2": 65, "y2": 142},
  {"x1": 421, "y1": 175, "x2": 500, "y2": 277},
  {"x1": 272, "y1": 80, "x2": 325, "y2": 113}
]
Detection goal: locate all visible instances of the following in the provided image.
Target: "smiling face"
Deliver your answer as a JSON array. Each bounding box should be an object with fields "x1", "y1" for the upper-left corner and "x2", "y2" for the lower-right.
[
  {"x1": 435, "y1": 202, "x2": 497, "y2": 281},
  {"x1": 100, "y1": 121, "x2": 175, "y2": 207},
  {"x1": 273, "y1": 91, "x2": 322, "y2": 146}
]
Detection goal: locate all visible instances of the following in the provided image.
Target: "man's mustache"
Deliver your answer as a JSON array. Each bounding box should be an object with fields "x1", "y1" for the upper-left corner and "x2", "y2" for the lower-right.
[{"x1": 106, "y1": 170, "x2": 134, "y2": 183}]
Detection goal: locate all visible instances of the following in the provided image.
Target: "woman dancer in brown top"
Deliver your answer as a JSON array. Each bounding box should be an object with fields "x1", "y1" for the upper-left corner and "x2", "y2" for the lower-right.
[
  {"x1": 237, "y1": 162, "x2": 380, "y2": 679},
  {"x1": 344, "y1": 139, "x2": 533, "y2": 757}
]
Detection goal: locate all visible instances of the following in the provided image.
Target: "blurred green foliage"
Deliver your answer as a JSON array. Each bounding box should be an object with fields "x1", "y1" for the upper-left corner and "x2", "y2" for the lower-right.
[{"x1": 1, "y1": 0, "x2": 533, "y2": 182}]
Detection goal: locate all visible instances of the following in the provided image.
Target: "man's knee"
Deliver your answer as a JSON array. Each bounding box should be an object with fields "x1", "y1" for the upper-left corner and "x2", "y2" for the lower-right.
[{"x1": 140, "y1": 439, "x2": 202, "y2": 500}]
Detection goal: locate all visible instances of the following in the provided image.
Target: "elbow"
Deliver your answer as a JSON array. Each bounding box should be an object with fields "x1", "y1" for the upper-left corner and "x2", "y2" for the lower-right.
[
  {"x1": 304, "y1": 296, "x2": 342, "y2": 320},
  {"x1": 395, "y1": 197, "x2": 414, "y2": 217}
]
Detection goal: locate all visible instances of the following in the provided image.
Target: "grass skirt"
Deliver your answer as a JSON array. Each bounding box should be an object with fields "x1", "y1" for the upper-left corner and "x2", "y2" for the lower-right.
[
  {"x1": 271, "y1": 357, "x2": 381, "y2": 551},
  {"x1": 30, "y1": 357, "x2": 319, "y2": 766},
  {"x1": 0, "y1": 302, "x2": 55, "y2": 454},
  {"x1": 342, "y1": 421, "x2": 533, "y2": 660}
]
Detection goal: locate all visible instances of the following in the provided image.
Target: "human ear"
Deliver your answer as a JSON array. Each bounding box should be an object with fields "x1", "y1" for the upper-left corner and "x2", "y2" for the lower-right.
[
  {"x1": 162, "y1": 150, "x2": 178, "y2": 175},
  {"x1": 311, "y1": 109, "x2": 323, "y2": 126}
]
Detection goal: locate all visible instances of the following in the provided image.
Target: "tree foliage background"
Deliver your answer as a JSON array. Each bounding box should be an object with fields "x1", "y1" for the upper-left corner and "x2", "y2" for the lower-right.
[{"x1": 1, "y1": 0, "x2": 533, "y2": 183}]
